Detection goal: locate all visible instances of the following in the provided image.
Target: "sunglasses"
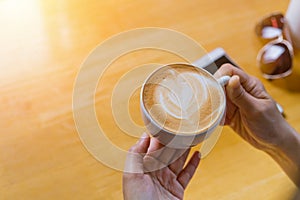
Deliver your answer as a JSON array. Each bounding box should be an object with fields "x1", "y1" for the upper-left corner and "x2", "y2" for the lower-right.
[{"x1": 255, "y1": 13, "x2": 294, "y2": 79}]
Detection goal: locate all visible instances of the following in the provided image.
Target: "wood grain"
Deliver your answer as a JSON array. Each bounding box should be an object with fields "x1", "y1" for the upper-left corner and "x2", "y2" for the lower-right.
[{"x1": 0, "y1": 0, "x2": 299, "y2": 199}]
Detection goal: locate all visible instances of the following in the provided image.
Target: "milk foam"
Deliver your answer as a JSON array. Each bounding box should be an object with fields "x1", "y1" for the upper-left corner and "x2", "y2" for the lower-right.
[
  {"x1": 155, "y1": 69, "x2": 218, "y2": 120},
  {"x1": 143, "y1": 65, "x2": 224, "y2": 134}
]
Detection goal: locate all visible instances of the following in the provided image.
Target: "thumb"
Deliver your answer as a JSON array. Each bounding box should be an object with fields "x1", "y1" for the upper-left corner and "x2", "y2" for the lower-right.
[
  {"x1": 226, "y1": 75, "x2": 255, "y2": 109},
  {"x1": 124, "y1": 133, "x2": 150, "y2": 173}
]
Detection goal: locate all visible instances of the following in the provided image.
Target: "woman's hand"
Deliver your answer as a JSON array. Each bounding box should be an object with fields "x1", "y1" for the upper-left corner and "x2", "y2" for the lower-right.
[
  {"x1": 215, "y1": 64, "x2": 300, "y2": 186},
  {"x1": 214, "y1": 64, "x2": 285, "y2": 150},
  {"x1": 123, "y1": 133, "x2": 201, "y2": 200}
]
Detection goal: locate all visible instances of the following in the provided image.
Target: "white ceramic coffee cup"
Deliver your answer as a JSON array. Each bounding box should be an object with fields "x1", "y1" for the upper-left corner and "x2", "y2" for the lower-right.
[{"x1": 140, "y1": 63, "x2": 230, "y2": 149}]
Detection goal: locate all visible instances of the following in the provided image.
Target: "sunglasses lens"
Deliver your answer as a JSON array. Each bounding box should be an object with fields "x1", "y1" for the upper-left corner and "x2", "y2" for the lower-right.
[
  {"x1": 256, "y1": 13, "x2": 285, "y2": 40},
  {"x1": 261, "y1": 26, "x2": 282, "y2": 39},
  {"x1": 258, "y1": 42, "x2": 292, "y2": 79}
]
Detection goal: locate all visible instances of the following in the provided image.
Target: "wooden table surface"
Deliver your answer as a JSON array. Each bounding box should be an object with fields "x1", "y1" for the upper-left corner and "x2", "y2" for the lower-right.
[{"x1": 1, "y1": 0, "x2": 300, "y2": 199}]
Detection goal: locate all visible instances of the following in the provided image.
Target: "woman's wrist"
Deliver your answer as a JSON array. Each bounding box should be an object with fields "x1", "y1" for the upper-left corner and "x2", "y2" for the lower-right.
[{"x1": 264, "y1": 120, "x2": 300, "y2": 186}]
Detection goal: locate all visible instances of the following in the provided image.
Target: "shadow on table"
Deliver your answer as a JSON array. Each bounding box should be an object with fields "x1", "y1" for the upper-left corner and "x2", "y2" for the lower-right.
[{"x1": 268, "y1": 63, "x2": 300, "y2": 92}]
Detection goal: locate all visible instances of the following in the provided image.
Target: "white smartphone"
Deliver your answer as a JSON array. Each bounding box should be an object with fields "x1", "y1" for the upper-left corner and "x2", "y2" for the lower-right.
[{"x1": 192, "y1": 47, "x2": 239, "y2": 74}]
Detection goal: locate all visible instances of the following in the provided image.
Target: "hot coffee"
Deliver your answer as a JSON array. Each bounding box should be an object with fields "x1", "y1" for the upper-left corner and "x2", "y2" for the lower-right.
[{"x1": 142, "y1": 64, "x2": 225, "y2": 135}]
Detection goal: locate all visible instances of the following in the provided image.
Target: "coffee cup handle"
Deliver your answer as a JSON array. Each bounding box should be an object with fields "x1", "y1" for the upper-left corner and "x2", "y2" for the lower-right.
[
  {"x1": 216, "y1": 75, "x2": 284, "y2": 115},
  {"x1": 217, "y1": 75, "x2": 231, "y2": 86}
]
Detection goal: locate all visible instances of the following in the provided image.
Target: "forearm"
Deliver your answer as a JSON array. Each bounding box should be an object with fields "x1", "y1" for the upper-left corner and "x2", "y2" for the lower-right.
[{"x1": 265, "y1": 121, "x2": 300, "y2": 187}]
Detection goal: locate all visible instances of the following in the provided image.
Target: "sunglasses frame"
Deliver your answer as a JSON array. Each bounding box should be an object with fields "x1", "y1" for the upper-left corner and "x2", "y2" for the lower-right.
[{"x1": 255, "y1": 12, "x2": 294, "y2": 79}]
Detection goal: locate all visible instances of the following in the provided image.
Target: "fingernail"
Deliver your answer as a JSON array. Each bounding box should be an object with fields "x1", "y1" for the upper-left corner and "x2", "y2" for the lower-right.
[
  {"x1": 197, "y1": 151, "x2": 201, "y2": 159},
  {"x1": 136, "y1": 132, "x2": 149, "y2": 144},
  {"x1": 141, "y1": 132, "x2": 148, "y2": 138}
]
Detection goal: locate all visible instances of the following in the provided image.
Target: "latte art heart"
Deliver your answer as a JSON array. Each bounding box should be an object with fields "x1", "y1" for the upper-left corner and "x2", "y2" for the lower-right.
[
  {"x1": 143, "y1": 64, "x2": 225, "y2": 134},
  {"x1": 155, "y1": 70, "x2": 214, "y2": 120}
]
